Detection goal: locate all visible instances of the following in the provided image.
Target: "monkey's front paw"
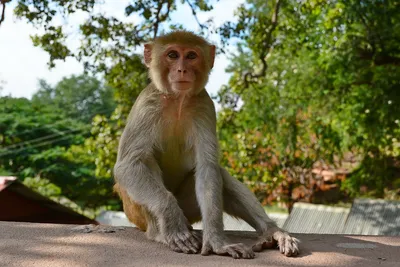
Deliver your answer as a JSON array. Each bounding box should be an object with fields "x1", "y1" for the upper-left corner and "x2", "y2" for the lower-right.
[
  {"x1": 165, "y1": 230, "x2": 202, "y2": 254},
  {"x1": 253, "y1": 228, "x2": 300, "y2": 257},
  {"x1": 201, "y1": 240, "x2": 255, "y2": 259}
]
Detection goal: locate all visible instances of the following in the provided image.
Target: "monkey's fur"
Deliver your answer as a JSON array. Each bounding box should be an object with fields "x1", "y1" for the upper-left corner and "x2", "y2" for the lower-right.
[{"x1": 113, "y1": 31, "x2": 299, "y2": 258}]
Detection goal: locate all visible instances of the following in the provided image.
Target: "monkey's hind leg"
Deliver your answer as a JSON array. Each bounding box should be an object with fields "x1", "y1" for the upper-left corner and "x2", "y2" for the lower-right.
[
  {"x1": 114, "y1": 183, "x2": 167, "y2": 243},
  {"x1": 220, "y1": 168, "x2": 300, "y2": 257},
  {"x1": 113, "y1": 183, "x2": 148, "y2": 230}
]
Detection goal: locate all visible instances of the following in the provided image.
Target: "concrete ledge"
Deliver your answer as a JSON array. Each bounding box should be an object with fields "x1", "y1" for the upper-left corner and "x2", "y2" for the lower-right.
[{"x1": 0, "y1": 221, "x2": 398, "y2": 267}]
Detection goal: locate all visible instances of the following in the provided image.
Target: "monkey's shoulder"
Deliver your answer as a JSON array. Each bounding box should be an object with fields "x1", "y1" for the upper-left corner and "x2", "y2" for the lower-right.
[{"x1": 135, "y1": 84, "x2": 164, "y2": 105}]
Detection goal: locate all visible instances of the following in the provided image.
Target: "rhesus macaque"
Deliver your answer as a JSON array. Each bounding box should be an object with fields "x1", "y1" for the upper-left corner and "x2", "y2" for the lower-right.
[{"x1": 113, "y1": 30, "x2": 299, "y2": 259}]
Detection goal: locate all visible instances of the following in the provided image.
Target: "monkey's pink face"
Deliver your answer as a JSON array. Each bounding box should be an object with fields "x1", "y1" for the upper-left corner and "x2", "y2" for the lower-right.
[{"x1": 162, "y1": 45, "x2": 205, "y2": 93}]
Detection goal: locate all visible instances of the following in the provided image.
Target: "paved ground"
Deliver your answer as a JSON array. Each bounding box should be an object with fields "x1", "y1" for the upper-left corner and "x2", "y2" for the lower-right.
[{"x1": 0, "y1": 221, "x2": 399, "y2": 267}]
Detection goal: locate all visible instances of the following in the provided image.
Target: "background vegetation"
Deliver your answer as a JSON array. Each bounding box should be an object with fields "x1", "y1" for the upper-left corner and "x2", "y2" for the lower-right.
[{"x1": 0, "y1": 0, "x2": 399, "y2": 216}]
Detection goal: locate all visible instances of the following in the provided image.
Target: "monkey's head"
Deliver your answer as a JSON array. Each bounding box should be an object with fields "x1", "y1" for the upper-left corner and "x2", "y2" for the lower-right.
[{"x1": 144, "y1": 30, "x2": 216, "y2": 96}]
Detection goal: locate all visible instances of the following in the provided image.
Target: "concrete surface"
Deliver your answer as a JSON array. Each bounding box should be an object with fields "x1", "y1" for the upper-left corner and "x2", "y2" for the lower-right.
[{"x1": 0, "y1": 221, "x2": 399, "y2": 267}]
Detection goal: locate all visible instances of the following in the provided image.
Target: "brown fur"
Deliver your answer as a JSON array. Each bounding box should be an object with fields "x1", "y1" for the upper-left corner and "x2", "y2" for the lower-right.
[
  {"x1": 154, "y1": 30, "x2": 211, "y2": 47},
  {"x1": 114, "y1": 183, "x2": 147, "y2": 231}
]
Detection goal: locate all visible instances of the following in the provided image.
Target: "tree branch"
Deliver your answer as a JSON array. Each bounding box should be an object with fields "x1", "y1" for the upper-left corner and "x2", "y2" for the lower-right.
[
  {"x1": 0, "y1": 0, "x2": 11, "y2": 27},
  {"x1": 185, "y1": 0, "x2": 207, "y2": 30},
  {"x1": 152, "y1": 1, "x2": 164, "y2": 39},
  {"x1": 243, "y1": 0, "x2": 281, "y2": 89},
  {"x1": 230, "y1": 0, "x2": 282, "y2": 111},
  {"x1": 152, "y1": 0, "x2": 173, "y2": 39}
]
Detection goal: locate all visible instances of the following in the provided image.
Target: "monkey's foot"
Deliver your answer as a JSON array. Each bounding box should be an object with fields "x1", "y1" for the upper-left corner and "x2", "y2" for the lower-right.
[
  {"x1": 253, "y1": 228, "x2": 300, "y2": 257},
  {"x1": 165, "y1": 230, "x2": 202, "y2": 254},
  {"x1": 201, "y1": 240, "x2": 255, "y2": 259}
]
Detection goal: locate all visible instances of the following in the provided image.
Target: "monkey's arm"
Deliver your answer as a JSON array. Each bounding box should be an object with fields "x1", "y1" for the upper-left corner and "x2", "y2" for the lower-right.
[
  {"x1": 114, "y1": 89, "x2": 171, "y2": 217},
  {"x1": 114, "y1": 89, "x2": 200, "y2": 253},
  {"x1": 115, "y1": 128, "x2": 200, "y2": 253},
  {"x1": 193, "y1": 93, "x2": 254, "y2": 259}
]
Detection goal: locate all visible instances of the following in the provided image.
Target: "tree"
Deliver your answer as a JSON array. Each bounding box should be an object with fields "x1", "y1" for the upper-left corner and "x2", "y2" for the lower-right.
[
  {"x1": 0, "y1": 96, "x2": 118, "y2": 213},
  {"x1": 32, "y1": 74, "x2": 116, "y2": 122},
  {"x1": 217, "y1": 0, "x2": 400, "y2": 207},
  {"x1": 8, "y1": 0, "x2": 216, "y2": 71},
  {"x1": 5, "y1": 0, "x2": 399, "y2": 212},
  {"x1": 3, "y1": 0, "x2": 219, "y2": 209}
]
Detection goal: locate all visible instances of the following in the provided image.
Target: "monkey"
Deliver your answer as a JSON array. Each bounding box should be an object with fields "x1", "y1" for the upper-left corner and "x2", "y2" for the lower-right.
[{"x1": 113, "y1": 30, "x2": 299, "y2": 259}]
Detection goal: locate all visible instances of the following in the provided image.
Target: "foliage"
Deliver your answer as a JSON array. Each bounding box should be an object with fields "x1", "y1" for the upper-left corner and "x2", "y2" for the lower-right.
[
  {"x1": 1, "y1": 0, "x2": 219, "y2": 214},
  {"x1": 0, "y1": 95, "x2": 118, "y2": 214},
  {"x1": 81, "y1": 55, "x2": 148, "y2": 180},
  {"x1": 12, "y1": 0, "x2": 217, "y2": 71},
  {"x1": 217, "y1": 0, "x2": 400, "y2": 207},
  {"x1": 32, "y1": 74, "x2": 116, "y2": 123},
  {"x1": 1, "y1": 0, "x2": 399, "y2": 215}
]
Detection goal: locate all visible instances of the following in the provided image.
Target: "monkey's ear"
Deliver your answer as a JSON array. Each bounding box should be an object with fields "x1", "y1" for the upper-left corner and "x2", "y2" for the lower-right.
[
  {"x1": 144, "y1": 43, "x2": 153, "y2": 67},
  {"x1": 209, "y1": 45, "x2": 216, "y2": 69}
]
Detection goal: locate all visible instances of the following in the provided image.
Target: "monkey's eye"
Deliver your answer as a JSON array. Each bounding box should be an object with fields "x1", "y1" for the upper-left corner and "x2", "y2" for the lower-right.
[
  {"x1": 186, "y1": 51, "x2": 197, "y2": 59},
  {"x1": 167, "y1": 51, "x2": 179, "y2": 59}
]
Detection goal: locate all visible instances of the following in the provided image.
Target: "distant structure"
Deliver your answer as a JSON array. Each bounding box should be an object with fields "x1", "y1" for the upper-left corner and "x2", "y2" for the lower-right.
[
  {"x1": 96, "y1": 210, "x2": 136, "y2": 227},
  {"x1": 96, "y1": 211, "x2": 288, "y2": 231},
  {"x1": 284, "y1": 199, "x2": 400, "y2": 236},
  {"x1": 283, "y1": 202, "x2": 350, "y2": 234},
  {"x1": 343, "y1": 198, "x2": 400, "y2": 236},
  {"x1": 0, "y1": 176, "x2": 97, "y2": 225}
]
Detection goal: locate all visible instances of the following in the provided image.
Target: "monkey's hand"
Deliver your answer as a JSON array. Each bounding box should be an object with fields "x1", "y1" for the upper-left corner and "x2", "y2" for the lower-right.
[
  {"x1": 252, "y1": 227, "x2": 300, "y2": 257},
  {"x1": 162, "y1": 218, "x2": 202, "y2": 254},
  {"x1": 201, "y1": 236, "x2": 255, "y2": 259}
]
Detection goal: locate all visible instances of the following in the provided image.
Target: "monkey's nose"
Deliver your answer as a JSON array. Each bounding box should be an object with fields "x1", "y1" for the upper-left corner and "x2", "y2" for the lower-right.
[{"x1": 178, "y1": 69, "x2": 187, "y2": 73}]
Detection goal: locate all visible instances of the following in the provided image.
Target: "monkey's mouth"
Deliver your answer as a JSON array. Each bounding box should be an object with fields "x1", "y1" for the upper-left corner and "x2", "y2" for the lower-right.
[{"x1": 172, "y1": 82, "x2": 193, "y2": 91}]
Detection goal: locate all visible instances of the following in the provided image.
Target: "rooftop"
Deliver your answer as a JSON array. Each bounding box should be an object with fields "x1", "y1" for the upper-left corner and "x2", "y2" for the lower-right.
[{"x1": 1, "y1": 221, "x2": 399, "y2": 267}]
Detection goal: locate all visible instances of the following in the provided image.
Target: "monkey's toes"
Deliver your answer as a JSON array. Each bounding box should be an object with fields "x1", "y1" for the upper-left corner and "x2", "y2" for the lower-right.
[
  {"x1": 254, "y1": 230, "x2": 300, "y2": 257},
  {"x1": 274, "y1": 232, "x2": 300, "y2": 257},
  {"x1": 215, "y1": 243, "x2": 255, "y2": 259},
  {"x1": 278, "y1": 235, "x2": 299, "y2": 257}
]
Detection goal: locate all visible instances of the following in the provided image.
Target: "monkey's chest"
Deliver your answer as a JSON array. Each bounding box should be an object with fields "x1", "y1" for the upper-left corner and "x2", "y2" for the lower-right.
[{"x1": 155, "y1": 120, "x2": 195, "y2": 191}]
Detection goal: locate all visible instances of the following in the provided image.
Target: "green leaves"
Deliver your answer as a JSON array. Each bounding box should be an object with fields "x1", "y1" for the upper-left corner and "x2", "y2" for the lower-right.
[
  {"x1": 218, "y1": 0, "x2": 400, "y2": 205},
  {"x1": 32, "y1": 74, "x2": 116, "y2": 123},
  {"x1": 0, "y1": 75, "x2": 121, "y2": 214},
  {"x1": 4, "y1": 0, "x2": 399, "y2": 211},
  {"x1": 30, "y1": 26, "x2": 72, "y2": 68},
  {"x1": 11, "y1": 0, "x2": 219, "y2": 72}
]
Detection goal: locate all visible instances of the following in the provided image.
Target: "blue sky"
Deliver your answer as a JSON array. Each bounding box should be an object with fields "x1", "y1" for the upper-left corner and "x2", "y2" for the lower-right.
[{"x1": 0, "y1": 0, "x2": 244, "y2": 103}]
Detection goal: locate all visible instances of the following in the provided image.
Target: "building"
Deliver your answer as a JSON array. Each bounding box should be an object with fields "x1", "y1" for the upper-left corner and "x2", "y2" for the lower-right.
[
  {"x1": 0, "y1": 176, "x2": 97, "y2": 225},
  {"x1": 283, "y1": 199, "x2": 400, "y2": 236}
]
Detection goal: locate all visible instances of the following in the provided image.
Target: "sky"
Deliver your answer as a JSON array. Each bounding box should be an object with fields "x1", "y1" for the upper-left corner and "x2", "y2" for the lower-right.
[{"x1": 0, "y1": 0, "x2": 244, "y2": 101}]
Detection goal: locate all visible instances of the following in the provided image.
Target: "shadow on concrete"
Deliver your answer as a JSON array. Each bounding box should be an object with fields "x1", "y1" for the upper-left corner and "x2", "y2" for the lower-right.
[{"x1": 1, "y1": 222, "x2": 399, "y2": 267}]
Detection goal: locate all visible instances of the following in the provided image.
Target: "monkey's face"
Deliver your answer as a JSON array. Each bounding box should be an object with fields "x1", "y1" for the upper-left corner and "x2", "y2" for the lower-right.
[
  {"x1": 144, "y1": 36, "x2": 215, "y2": 96},
  {"x1": 161, "y1": 44, "x2": 205, "y2": 94}
]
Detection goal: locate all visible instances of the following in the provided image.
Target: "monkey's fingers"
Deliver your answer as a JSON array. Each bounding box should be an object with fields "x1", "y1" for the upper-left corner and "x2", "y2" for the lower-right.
[
  {"x1": 175, "y1": 232, "x2": 199, "y2": 253},
  {"x1": 168, "y1": 241, "x2": 183, "y2": 253},
  {"x1": 217, "y1": 246, "x2": 240, "y2": 259},
  {"x1": 252, "y1": 237, "x2": 276, "y2": 252},
  {"x1": 215, "y1": 243, "x2": 255, "y2": 259},
  {"x1": 184, "y1": 232, "x2": 202, "y2": 251},
  {"x1": 174, "y1": 238, "x2": 193, "y2": 254}
]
